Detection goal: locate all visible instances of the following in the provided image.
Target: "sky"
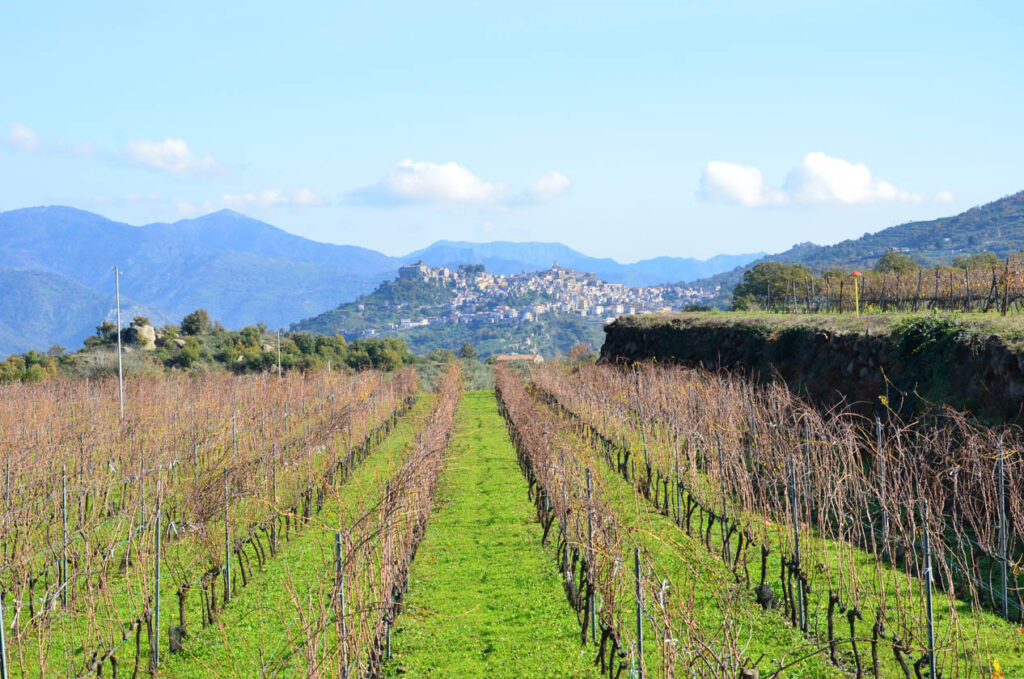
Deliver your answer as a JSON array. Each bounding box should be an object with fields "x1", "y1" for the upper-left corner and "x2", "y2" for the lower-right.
[{"x1": 2, "y1": 0, "x2": 1023, "y2": 262}]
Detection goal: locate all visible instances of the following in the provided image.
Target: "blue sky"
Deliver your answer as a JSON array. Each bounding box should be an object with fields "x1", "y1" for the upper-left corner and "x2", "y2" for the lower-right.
[{"x1": 2, "y1": 1, "x2": 1022, "y2": 261}]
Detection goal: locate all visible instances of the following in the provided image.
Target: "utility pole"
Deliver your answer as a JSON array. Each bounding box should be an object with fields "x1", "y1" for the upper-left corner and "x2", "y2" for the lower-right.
[
  {"x1": 112, "y1": 266, "x2": 125, "y2": 418},
  {"x1": 277, "y1": 330, "x2": 282, "y2": 376}
]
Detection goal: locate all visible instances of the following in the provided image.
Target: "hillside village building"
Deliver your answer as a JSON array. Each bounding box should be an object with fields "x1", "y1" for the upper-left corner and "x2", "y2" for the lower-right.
[{"x1": 363, "y1": 262, "x2": 717, "y2": 338}]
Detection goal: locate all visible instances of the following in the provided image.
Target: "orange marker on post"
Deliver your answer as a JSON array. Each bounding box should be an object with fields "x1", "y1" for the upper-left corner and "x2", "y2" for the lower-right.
[{"x1": 851, "y1": 271, "x2": 863, "y2": 317}]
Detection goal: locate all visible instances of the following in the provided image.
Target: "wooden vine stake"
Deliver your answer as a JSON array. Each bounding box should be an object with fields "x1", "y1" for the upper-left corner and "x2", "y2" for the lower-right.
[
  {"x1": 997, "y1": 438, "x2": 1008, "y2": 620},
  {"x1": 876, "y1": 417, "x2": 889, "y2": 563}
]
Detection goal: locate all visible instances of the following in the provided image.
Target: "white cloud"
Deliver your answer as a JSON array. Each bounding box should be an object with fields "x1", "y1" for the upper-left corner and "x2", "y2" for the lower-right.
[
  {"x1": 529, "y1": 171, "x2": 572, "y2": 201},
  {"x1": 935, "y1": 190, "x2": 955, "y2": 203},
  {"x1": 701, "y1": 152, "x2": 933, "y2": 207},
  {"x1": 784, "y1": 152, "x2": 922, "y2": 204},
  {"x1": 292, "y1": 187, "x2": 327, "y2": 206},
  {"x1": 221, "y1": 188, "x2": 326, "y2": 210},
  {"x1": 350, "y1": 160, "x2": 572, "y2": 208},
  {"x1": 699, "y1": 161, "x2": 786, "y2": 207},
  {"x1": 352, "y1": 158, "x2": 505, "y2": 205},
  {"x1": 126, "y1": 138, "x2": 217, "y2": 174},
  {"x1": 7, "y1": 122, "x2": 41, "y2": 151}
]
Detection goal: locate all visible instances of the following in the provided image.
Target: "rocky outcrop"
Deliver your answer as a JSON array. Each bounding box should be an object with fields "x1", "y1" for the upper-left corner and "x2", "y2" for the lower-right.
[
  {"x1": 601, "y1": 315, "x2": 1024, "y2": 421},
  {"x1": 126, "y1": 322, "x2": 157, "y2": 351}
]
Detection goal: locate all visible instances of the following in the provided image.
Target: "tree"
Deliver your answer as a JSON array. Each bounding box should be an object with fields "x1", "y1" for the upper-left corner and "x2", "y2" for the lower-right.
[
  {"x1": 96, "y1": 321, "x2": 118, "y2": 341},
  {"x1": 238, "y1": 326, "x2": 261, "y2": 348},
  {"x1": 569, "y1": 342, "x2": 594, "y2": 363},
  {"x1": 181, "y1": 309, "x2": 212, "y2": 336},
  {"x1": 952, "y1": 252, "x2": 1001, "y2": 269},
  {"x1": 166, "y1": 336, "x2": 201, "y2": 368},
  {"x1": 875, "y1": 250, "x2": 918, "y2": 273},
  {"x1": 459, "y1": 342, "x2": 478, "y2": 360},
  {"x1": 732, "y1": 262, "x2": 814, "y2": 311},
  {"x1": 429, "y1": 348, "x2": 456, "y2": 363}
]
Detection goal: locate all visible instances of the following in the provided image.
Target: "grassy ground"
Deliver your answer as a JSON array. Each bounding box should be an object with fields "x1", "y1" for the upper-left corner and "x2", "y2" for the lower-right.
[
  {"x1": 383, "y1": 391, "x2": 597, "y2": 678},
  {"x1": 617, "y1": 309, "x2": 1024, "y2": 344},
  {"x1": 154, "y1": 395, "x2": 436, "y2": 678}
]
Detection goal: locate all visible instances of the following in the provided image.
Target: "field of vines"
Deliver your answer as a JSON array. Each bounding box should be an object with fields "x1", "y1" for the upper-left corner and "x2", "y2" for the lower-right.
[
  {"x1": 748, "y1": 253, "x2": 1024, "y2": 315},
  {"x1": 501, "y1": 362, "x2": 1023, "y2": 678},
  {"x1": 0, "y1": 364, "x2": 468, "y2": 678}
]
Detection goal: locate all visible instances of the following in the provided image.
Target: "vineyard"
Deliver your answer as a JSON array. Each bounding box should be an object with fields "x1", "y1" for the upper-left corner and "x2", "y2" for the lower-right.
[
  {"x1": 735, "y1": 254, "x2": 1024, "y2": 315},
  {"x1": 0, "y1": 365, "x2": 462, "y2": 677},
  {"x1": 1, "y1": 355, "x2": 1021, "y2": 678},
  {"x1": 497, "y1": 362, "x2": 1023, "y2": 678}
]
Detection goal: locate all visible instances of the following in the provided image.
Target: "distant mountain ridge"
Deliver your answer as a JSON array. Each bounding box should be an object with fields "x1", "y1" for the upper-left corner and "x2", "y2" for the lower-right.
[
  {"x1": 407, "y1": 240, "x2": 761, "y2": 287},
  {"x1": 689, "y1": 190, "x2": 1024, "y2": 304},
  {"x1": 0, "y1": 206, "x2": 404, "y2": 356},
  {"x1": 0, "y1": 206, "x2": 757, "y2": 357}
]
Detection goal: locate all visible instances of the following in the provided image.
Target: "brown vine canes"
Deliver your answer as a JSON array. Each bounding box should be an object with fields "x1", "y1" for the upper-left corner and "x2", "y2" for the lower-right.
[{"x1": 536, "y1": 364, "x2": 1024, "y2": 675}]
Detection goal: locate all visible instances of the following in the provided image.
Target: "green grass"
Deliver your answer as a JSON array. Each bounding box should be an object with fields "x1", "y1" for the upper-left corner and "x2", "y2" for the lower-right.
[
  {"x1": 615, "y1": 309, "x2": 1024, "y2": 347},
  {"x1": 153, "y1": 394, "x2": 436, "y2": 678},
  {"x1": 383, "y1": 391, "x2": 598, "y2": 678}
]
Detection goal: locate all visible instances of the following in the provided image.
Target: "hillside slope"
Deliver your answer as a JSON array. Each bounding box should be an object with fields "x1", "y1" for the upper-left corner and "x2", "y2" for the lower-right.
[
  {"x1": 0, "y1": 207, "x2": 402, "y2": 354},
  {"x1": 689, "y1": 190, "x2": 1024, "y2": 303},
  {"x1": 0, "y1": 266, "x2": 160, "y2": 355}
]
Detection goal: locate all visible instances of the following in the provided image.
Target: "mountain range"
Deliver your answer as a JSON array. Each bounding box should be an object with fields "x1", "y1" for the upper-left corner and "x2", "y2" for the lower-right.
[
  {"x1": 0, "y1": 206, "x2": 759, "y2": 357},
  {"x1": 406, "y1": 241, "x2": 760, "y2": 287}
]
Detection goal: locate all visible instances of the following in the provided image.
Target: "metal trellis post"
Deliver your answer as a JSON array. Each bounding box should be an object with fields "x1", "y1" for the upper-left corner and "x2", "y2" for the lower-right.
[
  {"x1": 634, "y1": 547, "x2": 644, "y2": 679},
  {"x1": 224, "y1": 469, "x2": 231, "y2": 603},
  {"x1": 61, "y1": 465, "x2": 68, "y2": 607},
  {"x1": 336, "y1": 532, "x2": 348, "y2": 679},
  {"x1": 922, "y1": 499, "x2": 936, "y2": 679},
  {"x1": 586, "y1": 468, "x2": 596, "y2": 643},
  {"x1": 154, "y1": 477, "x2": 162, "y2": 669}
]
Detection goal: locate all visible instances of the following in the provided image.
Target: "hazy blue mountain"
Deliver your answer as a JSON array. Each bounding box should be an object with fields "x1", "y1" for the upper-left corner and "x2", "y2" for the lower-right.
[
  {"x1": 405, "y1": 241, "x2": 763, "y2": 286},
  {"x1": 0, "y1": 205, "x2": 758, "y2": 357},
  {"x1": 0, "y1": 266, "x2": 161, "y2": 356},
  {"x1": 0, "y1": 207, "x2": 403, "y2": 354}
]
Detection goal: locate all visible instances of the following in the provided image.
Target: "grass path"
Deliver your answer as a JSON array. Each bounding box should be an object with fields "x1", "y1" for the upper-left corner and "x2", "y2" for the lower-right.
[{"x1": 383, "y1": 391, "x2": 597, "y2": 678}]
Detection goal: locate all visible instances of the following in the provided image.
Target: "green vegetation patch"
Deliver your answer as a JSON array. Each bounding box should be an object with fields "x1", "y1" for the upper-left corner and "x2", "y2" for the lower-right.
[{"x1": 383, "y1": 392, "x2": 597, "y2": 678}]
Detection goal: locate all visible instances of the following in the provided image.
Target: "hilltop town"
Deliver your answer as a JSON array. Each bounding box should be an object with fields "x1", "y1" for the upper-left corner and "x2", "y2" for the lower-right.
[
  {"x1": 390, "y1": 260, "x2": 716, "y2": 327},
  {"x1": 292, "y1": 261, "x2": 719, "y2": 357}
]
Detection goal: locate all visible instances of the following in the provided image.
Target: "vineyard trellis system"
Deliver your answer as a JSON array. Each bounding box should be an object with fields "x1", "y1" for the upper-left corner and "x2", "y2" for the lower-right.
[
  {"x1": 497, "y1": 367, "x2": 841, "y2": 679},
  {"x1": 0, "y1": 368, "x2": 418, "y2": 678},
  {"x1": 529, "y1": 362, "x2": 1023, "y2": 678},
  {"x1": 303, "y1": 363, "x2": 462, "y2": 678},
  {"x1": 756, "y1": 253, "x2": 1024, "y2": 315}
]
